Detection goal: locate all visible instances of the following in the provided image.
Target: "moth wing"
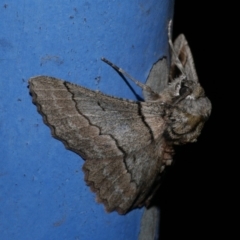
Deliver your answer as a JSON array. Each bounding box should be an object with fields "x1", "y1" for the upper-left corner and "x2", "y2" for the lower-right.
[
  {"x1": 143, "y1": 58, "x2": 169, "y2": 100},
  {"x1": 29, "y1": 76, "x2": 168, "y2": 214},
  {"x1": 171, "y1": 34, "x2": 198, "y2": 81}
]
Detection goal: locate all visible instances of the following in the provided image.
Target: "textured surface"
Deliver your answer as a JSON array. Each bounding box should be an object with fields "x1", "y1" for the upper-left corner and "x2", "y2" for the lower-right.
[{"x1": 0, "y1": 0, "x2": 174, "y2": 239}]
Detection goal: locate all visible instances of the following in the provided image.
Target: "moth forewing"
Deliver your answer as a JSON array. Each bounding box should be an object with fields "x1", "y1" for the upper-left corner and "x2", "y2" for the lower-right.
[
  {"x1": 143, "y1": 58, "x2": 169, "y2": 101},
  {"x1": 171, "y1": 34, "x2": 198, "y2": 82}
]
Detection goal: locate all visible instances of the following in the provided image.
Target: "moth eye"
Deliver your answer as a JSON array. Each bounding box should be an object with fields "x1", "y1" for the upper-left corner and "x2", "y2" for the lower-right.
[{"x1": 179, "y1": 85, "x2": 189, "y2": 96}]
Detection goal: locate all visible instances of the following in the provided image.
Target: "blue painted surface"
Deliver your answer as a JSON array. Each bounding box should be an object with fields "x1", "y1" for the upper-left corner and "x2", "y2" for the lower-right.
[{"x1": 0, "y1": 0, "x2": 174, "y2": 239}]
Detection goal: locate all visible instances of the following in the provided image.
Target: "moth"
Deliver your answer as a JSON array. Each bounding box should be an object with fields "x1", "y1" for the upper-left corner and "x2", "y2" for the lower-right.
[{"x1": 29, "y1": 22, "x2": 211, "y2": 214}]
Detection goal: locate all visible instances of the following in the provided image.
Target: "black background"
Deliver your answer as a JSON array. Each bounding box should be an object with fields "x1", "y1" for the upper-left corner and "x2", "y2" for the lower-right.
[{"x1": 157, "y1": 1, "x2": 231, "y2": 239}]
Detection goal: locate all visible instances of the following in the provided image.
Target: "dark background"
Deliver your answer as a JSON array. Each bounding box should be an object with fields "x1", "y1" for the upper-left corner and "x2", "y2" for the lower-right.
[{"x1": 158, "y1": 1, "x2": 230, "y2": 239}]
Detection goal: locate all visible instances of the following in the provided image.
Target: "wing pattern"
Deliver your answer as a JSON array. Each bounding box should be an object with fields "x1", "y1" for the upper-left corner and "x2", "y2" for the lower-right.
[{"x1": 29, "y1": 76, "x2": 169, "y2": 214}]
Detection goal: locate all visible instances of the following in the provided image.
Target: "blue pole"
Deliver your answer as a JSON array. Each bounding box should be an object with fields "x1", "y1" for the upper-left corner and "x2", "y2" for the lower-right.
[{"x1": 0, "y1": 1, "x2": 174, "y2": 239}]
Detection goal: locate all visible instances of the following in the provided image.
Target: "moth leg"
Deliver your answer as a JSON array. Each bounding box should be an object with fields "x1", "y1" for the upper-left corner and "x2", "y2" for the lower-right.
[
  {"x1": 101, "y1": 57, "x2": 156, "y2": 96},
  {"x1": 168, "y1": 20, "x2": 186, "y2": 79}
]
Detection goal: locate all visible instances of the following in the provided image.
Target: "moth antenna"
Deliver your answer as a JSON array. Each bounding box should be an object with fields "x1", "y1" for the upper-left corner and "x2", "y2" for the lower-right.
[
  {"x1": 168, "y1": 20, "x2": 186, "y2": 79},
  {"x1": 101, "y1": 57, "x2": 154, "y2": 94}
]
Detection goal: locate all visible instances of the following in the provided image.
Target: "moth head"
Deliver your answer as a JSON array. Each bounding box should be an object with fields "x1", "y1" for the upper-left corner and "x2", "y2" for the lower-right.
[{"x1": 165, "y1": 78, "x2": 211, "y2": 144}]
